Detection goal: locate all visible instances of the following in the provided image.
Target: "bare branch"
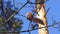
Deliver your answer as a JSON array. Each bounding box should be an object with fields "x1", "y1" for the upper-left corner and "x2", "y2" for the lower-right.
[
  {"x1": 17, "y1": 2, "x2": 28, "y2": 12},
  {"x1": 17, "y1": 14, "x2": 26, "y2": 18},
  {"x1": 45, "y1": 7, "x2": 50, "y2": 16},
  {"x1": 28, "y1": 21, "x2": 31, "y2": 34}
]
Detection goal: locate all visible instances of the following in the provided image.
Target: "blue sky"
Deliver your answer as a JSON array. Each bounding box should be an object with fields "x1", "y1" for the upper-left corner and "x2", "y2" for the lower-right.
[
  {"x1": 46, "y1": 0, "x2": 60, "y2": 34},
  {"x1": 3, "y1": 0, "x2": 60, "y2": 34}
]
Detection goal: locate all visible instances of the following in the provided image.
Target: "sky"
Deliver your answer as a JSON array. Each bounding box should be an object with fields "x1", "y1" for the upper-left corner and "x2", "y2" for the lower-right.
[{"x1": 3, "y1": 0, "x2": 60, "y2": 34}]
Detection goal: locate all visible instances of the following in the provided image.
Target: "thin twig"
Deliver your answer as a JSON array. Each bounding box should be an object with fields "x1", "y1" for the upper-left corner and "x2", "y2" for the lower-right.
[
  {"x1": 45, "y1": 7, "x2": 50, "y2": 15},
  {"x1": 17, "y1": 14, "x2": 26, "y2": 18},
  {"x1": 28, "y1": 21, "x2": 31, "y2": 34}
]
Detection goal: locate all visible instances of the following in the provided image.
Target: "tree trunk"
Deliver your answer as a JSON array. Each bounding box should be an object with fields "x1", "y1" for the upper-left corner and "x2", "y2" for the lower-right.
[{"x1": 35, "y1": 0, "x2": 48, "y2": 34}]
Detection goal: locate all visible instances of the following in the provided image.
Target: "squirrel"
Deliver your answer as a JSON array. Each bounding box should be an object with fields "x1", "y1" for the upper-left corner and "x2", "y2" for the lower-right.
[{"x1": 26, "y1": 12, "x2": 44, "y2": 25}]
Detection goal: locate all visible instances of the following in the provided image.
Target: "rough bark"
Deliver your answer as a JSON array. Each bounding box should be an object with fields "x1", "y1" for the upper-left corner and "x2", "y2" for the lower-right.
[{"x1": 35, "y1": 0, "x2": 48, "y2": 34}]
